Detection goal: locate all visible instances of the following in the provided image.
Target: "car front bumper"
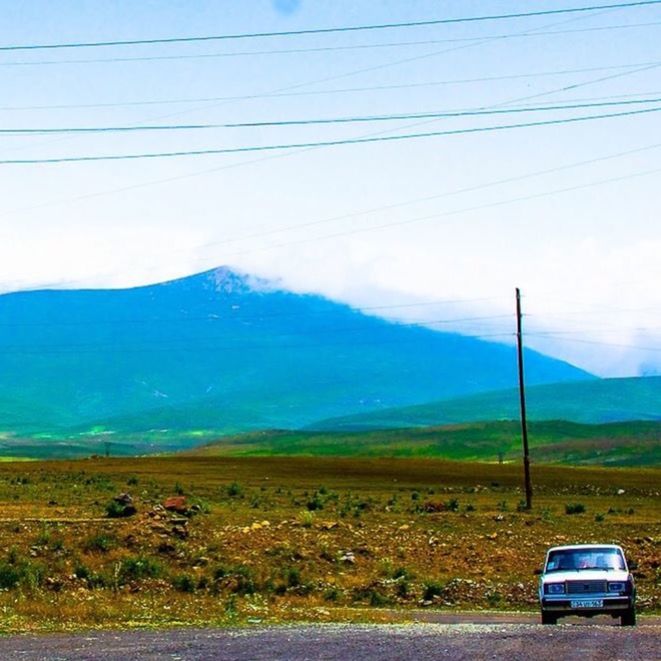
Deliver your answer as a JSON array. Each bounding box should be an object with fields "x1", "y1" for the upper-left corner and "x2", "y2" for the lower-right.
[{"x1": 541, "y1": 596, "x2": 633, "y2": 615}]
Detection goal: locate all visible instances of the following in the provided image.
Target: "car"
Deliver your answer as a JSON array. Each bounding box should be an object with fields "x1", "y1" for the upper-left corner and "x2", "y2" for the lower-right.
[{"x1": 536, "y1": 543, "x2": 636, "y2": 626}]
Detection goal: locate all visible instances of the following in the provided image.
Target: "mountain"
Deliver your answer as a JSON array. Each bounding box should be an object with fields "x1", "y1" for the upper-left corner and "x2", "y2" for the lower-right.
[
  {"x1": 309, "y1": 376, "x2": 661, "y2": 431},
  {"x1": 0, "y1": 267, "x2": 591, "y2": 444}
]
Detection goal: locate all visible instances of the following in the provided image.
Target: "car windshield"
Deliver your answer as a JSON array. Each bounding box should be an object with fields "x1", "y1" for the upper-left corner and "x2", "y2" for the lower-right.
[{"x1": 546, "y1": 547, "x2": 625, "y2": 572}]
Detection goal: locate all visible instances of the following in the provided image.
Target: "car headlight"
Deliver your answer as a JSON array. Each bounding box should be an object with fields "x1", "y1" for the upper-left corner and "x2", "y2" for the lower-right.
[
  {"x1": 545, "y1": 583, "x2": 565, "y2": 594},
  {"x1": 608, "y1": 582, "x2": 625, "y2": 593}
]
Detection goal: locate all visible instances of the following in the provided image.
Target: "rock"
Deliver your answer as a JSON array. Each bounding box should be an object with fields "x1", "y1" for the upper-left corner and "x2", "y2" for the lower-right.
[
  {"x1": 111, "y1": 493, "x2": 137, "y2": 517},
  {"x1": 340, "y1": 552, "x2": 356, "y2": 564},
  {"x1": 172, "y1": 525, "x2": 188, "y2": 540},
  {"x1": 157, "y1": 541, "x2": 176, "y2": 555},
  {"x1": 163, "y1": 496, "x2": 188, "y2": 514},
  {"x1": 115, "y1": 493, "x2": 133, "y2": 506},
  {"x1": 616, "y1": 489, "x2": 626, "y2": 495}
]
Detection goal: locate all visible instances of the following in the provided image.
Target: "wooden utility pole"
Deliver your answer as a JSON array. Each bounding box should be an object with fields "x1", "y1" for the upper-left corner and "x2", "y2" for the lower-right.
[{"x1": 515, "y1": 287, "x2": 533, "y2": 510}]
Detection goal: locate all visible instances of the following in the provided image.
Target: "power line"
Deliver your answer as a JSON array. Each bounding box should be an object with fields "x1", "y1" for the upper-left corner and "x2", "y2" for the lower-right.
[
  {"x1": 3, "y1": 20, "x2": 659, "y2": 66},
  {"x1": 2, "y1": 104, "x2": 660, "y2": 165},
  {"x1": 1, "y1": 62, "x2": 658, "y2": 112},
  {"x1": 526, "y1": 334, "x2": 661, "y2": 352},
  {"x1": 2, "y1": 2, "x2": 658, "y2": 52},
  {"x1": 0, "y1": 298, "x2": 507, "y2": 326},
  {"x1": 0, "y1": 331, "x2": 517, "y2": 356},
  {"x1": 4, "y1": 96, "x2": 661, "y2": 134},
  {"x1": 213, "y1": 162, "x2": 661, "y2": 259},
  {"x1": 193, "y1": 140, "x2": 661, "y2": 251}
]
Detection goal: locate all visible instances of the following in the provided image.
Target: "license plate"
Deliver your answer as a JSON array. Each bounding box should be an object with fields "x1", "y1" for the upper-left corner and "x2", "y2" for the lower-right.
[{"x1": 571, "y1": 600, "x2": 603, "y2": 609}]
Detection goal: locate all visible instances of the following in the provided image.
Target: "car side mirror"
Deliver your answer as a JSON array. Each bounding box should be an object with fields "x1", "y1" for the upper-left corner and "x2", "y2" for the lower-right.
[
  {"x1": 533, "y1": 568, "x2": 543, "y2": 575},
  {"x1": 628, "y1": 559, "x2": 638, "y2": 570}
]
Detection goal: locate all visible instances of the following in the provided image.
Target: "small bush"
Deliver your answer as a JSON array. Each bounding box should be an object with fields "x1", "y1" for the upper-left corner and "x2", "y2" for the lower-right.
[
  {"x1": 285, "y1": 567, "x2": 301, "y2": 588},
  {"x1": 323, "y1": 587, "x2": 340, "y2": 602},
  {"x1": 119, "y1": 556, "x2": 164, "y2": 582},
  {"x1": 298, "y1": 510, "x2": 315, "y2": 528},
  {"x1": 126, "y1": 476, "x2": 139, "y2": 486},
  {"x1": 423, "y1": 581, "x2": 444, "y2": 600},
  {"x1": 0, "y1": 562, "x2": 21, "y2": 589},
  {"x1": 105, "y1": 499, "x2": 135, "y2": 518},
  {"x1": 369, "y1": 589, "x2": 390, "y2": 607},
  {"x1": 306, "y1": 494, "x2": 324, "y2": 511},
  {"x1": 595, "y1": 513, "x2": 605, "y2": 522},
  {"x1": 83, "y1": 533, "x2": 117, "y2": 554},
  {"x1": 172, "y1": 574, "x2": 196, "y2": 593},
  {"x1": 565, "y1": 503, "x2": 586, "y2": 515},
  {"x1": 393, "y1": 567, "x2": 411, "y2": 580},
  {"x1": 226, "y1": 482, "x2": 243, "y2": 498}
]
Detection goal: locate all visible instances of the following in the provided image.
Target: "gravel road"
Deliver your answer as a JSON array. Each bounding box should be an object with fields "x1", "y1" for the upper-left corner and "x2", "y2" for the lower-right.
[{"x1": 1, "y1": 617, "x2": 659, "y2": 660}]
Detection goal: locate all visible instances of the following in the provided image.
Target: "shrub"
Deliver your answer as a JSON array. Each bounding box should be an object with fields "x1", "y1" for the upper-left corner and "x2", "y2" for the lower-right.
[
  {"x1": 0, "y1": 559, "x2": 45, "y2": 590},
  {"x1": 565, "y1": 503, "x2": 586, "y2": 515},
  {"x1": 595, "y1": 513, "x2": 605, "y2": 522},
  {"x1": 369, "y1": 589, "x2": 391, "y2": 607},
  {"x1": 423, "y1": 581, "x2": 444, "y2": 600},
  {"x1": 306, "y1": 494, "x2": 324, "y2": 511},
  {"x1": 226, "y1": 482, "x2": 243, "y2": 498},
  {"x1": 119, "y1": 556, "x2": 164, "y2": 582},
  {"x1": 323, "y1": 587, "x2": 340, "y2": 602},
  {"x1": 0, "y1": 562, "x2": 21, "y2": 589},
  {"x1": 298, "y1": 510, "x2": 315, "y2": 528},
  {"x1": 172, "y1": 574, "x2": 196, "y2": 593},
  {"x1": 285, "y1": 567, "x2": 301, "y2": 588},
  {"x1": 105, "y1": 499, "x2": 135, "y2": 518},
  {"x1": 126, "y1": 476, "x2": 139, "y2": 486},
  {"x1": 83, "y1": 533, "x2": 117, "y2": 554}
]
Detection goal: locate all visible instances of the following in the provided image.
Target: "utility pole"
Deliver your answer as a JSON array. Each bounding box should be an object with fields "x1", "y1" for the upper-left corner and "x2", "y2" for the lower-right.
[{"x1": 515, "y1": 287, "x2": 533, "y2": 510}]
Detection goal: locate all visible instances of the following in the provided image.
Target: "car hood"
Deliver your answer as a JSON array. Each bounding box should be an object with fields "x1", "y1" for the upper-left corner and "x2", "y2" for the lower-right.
[{"x1": 541, "y1": 570, "x2": 629, "y2": 583}]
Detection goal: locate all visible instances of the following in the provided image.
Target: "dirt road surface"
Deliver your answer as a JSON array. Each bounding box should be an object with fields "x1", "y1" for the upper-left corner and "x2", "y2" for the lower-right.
[{"x1": 0, "y1": 615, "x2": 659, "y2": 660}]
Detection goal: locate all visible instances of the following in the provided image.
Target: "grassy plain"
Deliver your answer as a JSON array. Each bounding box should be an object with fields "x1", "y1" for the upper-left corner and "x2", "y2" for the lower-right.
[
  {"x1": 190, "y1": 420, "x2": 661, "y2": 466},
  {"x1": 0, "y1": 456, "x2": 657, "y2": 633}
]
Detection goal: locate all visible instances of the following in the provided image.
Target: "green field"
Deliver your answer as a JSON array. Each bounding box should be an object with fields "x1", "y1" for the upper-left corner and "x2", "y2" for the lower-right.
[
  {"x1": 189, "y1": 419, "x2": 661, "y2": 467},
  {"x1": 3, "y1": 419, "x2": 659, "y2": 466}
]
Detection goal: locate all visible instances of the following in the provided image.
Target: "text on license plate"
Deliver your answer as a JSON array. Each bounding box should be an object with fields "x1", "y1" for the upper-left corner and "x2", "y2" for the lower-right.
[{"x1": 571, "y1": 600, "x2": 603, "y2": 609}]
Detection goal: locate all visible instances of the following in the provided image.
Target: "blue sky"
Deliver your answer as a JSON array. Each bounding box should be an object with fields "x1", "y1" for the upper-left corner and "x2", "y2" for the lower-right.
[{"x1": 0, "y1": 0, "x2": 660, "y2": 377}]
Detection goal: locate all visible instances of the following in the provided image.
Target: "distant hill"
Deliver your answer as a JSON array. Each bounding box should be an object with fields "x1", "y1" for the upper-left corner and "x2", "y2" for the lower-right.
[
  {"x1": 309, "y1": 376, "x2": 661, "y2": 430},
  {"x1": 0, "y1": 267, "x2": 590, "y2": 447},
  {"x1": 188, "y1": 420, "x2": 661, "y2": 467}
]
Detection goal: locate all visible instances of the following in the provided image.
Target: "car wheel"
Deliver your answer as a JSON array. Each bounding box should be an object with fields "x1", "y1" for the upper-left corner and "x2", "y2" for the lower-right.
[
  {"x1": 541, "y1": 611, "x2": 557, "y2": 625},
  {"x1": 621, "y1": 607, "x2": 636, "y2": 627}
]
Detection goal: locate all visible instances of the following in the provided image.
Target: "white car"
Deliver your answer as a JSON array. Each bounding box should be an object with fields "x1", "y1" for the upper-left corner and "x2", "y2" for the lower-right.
[{"x1": 537, "y1": 544, "x2": 636, "y2": 626}]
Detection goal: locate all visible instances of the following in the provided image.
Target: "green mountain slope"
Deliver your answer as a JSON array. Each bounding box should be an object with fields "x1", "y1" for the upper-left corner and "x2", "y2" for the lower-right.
[{"x1": 308, "y1": 376, "x2": 661, "y2": 430}]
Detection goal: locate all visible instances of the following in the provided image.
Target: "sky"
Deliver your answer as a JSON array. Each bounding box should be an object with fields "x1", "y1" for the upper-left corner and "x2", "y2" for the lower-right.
[{"x1": 0, "y1": 0, "x2": 660, "y2": 377}]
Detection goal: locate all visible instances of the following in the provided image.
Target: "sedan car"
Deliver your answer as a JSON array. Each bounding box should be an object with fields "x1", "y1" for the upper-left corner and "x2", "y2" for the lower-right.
[{"x1": 537, "y1": 544, "x2": 636, "y2": 626}]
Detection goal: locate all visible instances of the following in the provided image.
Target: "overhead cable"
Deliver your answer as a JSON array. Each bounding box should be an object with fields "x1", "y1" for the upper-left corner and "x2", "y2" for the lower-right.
[{"x1": 1, "y1": 2, "x2": 658, "y2": 52}]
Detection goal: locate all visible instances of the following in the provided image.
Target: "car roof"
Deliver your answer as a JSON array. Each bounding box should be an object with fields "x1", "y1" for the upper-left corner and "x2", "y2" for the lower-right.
[{"x1": 547, "y1": 544, "x2": 623, "y2": 553}]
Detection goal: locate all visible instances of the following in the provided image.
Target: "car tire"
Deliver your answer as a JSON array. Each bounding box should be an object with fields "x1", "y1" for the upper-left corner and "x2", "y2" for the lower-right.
[
  {"x1": 621, "y1": 607, "x2": 636, "y2": 627},
  {"x1": 541, "y1": 611, "x2": 557, "y2": 625}
]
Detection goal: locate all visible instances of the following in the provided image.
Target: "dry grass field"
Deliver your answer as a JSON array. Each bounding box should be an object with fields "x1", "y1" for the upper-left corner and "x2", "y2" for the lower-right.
[{"x1": 0, "y1": 456, "x2": 657, "y2": 633}]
